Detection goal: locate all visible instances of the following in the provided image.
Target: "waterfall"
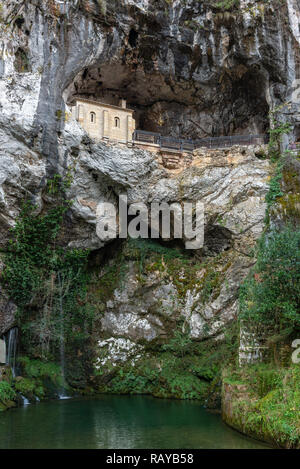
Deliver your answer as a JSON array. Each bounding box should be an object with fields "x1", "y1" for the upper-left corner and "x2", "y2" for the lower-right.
[
  {"x1": 5, "y1": 327, "x2": 18, "y2": 377},
  {"x1": 5, "y1": 327, "x2": 31, "y2": 406},
  {"x1": 20, "y1": 395, "x2": 30, "y2": 406},
  {"x1": 57, "y1": 273, "x2": 70, "y2": 400},
  {"x1": 57, "y1": 273, "x2": 65, "y2": 380},
  {"x1": 57, "y1": 272, "x2": 65, "y2": 382}
]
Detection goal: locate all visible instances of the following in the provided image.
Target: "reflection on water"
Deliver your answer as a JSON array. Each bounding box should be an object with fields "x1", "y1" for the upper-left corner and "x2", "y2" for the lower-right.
[{"x1": 0, "y1": 395, "x2": 269, "y2": 449}]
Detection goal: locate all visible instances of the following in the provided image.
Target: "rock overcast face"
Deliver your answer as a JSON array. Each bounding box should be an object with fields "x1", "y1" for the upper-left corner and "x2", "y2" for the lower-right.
[
  {"x1": 0, "y1": 0, "x2": 298, "y2": 247},
  {"x1": 0, "y1": 0, "x2": 298, "y2": 342},
  {"x1": 96, "y1": 145, "x2": 270, "y2": 354}
]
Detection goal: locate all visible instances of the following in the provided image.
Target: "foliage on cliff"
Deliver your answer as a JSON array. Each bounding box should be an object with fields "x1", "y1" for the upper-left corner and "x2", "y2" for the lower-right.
[
  {"x1": 95, "y1": 299, "x2": 238, "y2": 405},
  {"x1": 223, "y1": 364, "x2": 300, "y2": 448},
  {"x1": 0, "y1": 380, "x2": 16, "y2": 411},
  {"x1": 228, "y1": 147, "x2": 300, "y2": 447},
  {"x1": 239, "y1": 226, "x2": 300, "y2": 335},
  {"x1": 1, "y1": 178, "x2": 95, "y2": 368}
]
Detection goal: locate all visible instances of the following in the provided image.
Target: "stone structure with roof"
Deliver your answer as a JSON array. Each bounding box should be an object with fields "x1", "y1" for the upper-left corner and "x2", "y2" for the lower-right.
[{"x1": 72, "y1": 98, "x2": 136, "y2": 144}]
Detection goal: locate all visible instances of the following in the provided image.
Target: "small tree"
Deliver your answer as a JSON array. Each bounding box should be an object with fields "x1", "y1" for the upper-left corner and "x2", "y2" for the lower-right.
[
  {"x1": 240, "y1": 227, "x2": 300, "y2": 335},
  {"x1": 268, "y1": 105, "x2": 292, "y2": 160}
]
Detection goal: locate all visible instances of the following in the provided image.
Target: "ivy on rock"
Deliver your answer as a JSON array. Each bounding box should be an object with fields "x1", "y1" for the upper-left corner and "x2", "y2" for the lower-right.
[{"x1": 1, "y1": 176, "x2": 95, "y2": 379}]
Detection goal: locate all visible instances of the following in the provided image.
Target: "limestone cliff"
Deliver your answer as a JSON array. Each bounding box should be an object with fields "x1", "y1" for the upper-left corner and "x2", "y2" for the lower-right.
[
  {"x1": 0, "y1": 0, "x2": 298, "y2": 246},
  {"x1": 0, "y1": 0, "x2": 298, "y2": 394}
]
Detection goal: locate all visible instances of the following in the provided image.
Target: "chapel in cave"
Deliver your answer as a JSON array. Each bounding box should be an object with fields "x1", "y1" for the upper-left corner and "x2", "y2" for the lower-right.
[{"x1": 71, "y1": 98, "x2": 136, "y2": 143}]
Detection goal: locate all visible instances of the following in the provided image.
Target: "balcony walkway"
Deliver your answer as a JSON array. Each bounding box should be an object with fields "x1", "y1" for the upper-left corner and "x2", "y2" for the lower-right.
[{"x1": 132, "y1": 130, "x2": 268, "y2": 153}]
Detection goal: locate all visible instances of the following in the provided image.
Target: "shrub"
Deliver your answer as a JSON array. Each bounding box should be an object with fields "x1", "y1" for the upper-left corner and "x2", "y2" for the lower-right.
[
  {"x1": 240, "y1": 227, "x2": 300, "y2": 333},
  {"x1": 18, "y1": 357, "x2": 63, "y2": 386},
  {"x1": 214, "y1": 0, "x2": 239, "y2": 11},
  {"x1": 0, "y1": 381, "x2": 16, "y2": 403},
  {"x1": 225, "y1": 364, "x2": 300, "y2": 448}
]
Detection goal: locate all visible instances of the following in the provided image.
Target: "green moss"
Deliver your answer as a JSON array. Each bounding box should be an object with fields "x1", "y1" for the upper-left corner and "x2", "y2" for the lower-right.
[
  {"x1": 2, "y1": 193, "x2": 95, "y2": 371},
  {"x1": 267, "y1": 111, "x2": 292, "y2": 161},
  {"x1": 275, "y1": 161, "x2": 300, "y2": 223},
  {"x1": 100, "y1": 352, "x2": 210, "y2": 400},
  {"x1": 282, "y1": 167, "x2": 300, "y2": 194},
  {"x1": 89, "y1": 251, "x2": 128, "y2": 309},
  {"x1": 1, "y1": 359, "x2": 63, "y2": 405},
  {"x1": 277, "y1": 194, "x2": 300, "y2": 223},
  {"x1": 91, "y1": 239, "x2": 238, "y2": 404},
  {"x1": 14, "y1": 377, "x2": 45, "y2": 399},
  {"x1": 97, "y1": 0, "x2": 107, "y2": 15},
  {"x1": 0, "y1": 381, "x2": 17, "y2": 408},
  {"x1": 96, "y1": 322, "x2": 238, "y2": 404},
  {"x1": 239, "y1": 226, "x2": 300, "y2": 335},
  {"x1": 129, "y1": 238, "x2": 233, "y2": 302},
  {"x1": 265, "y1": 160, "x2": 283, "y2": 210},
  {"x1": 0, "y1": 366, "x2": 13, "y2": 384},
  {"x1": 223, "y1": 364, "x2": 300, "y2": 448},
  {"x1": 214, "y1": 0, "x2": 239, "y2": 11},
  {"x1": 9, "y1": 357, "x2": 65, "y2": 400},
  {"x1": 18, "y1": 357, "x2": 63, "y2": 386},
  {"x1": 90, "y1": 238, "x2": 202, "y2": 305}
]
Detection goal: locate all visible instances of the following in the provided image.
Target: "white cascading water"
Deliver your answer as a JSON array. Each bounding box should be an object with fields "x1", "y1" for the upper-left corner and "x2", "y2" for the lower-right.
[
  {"x1": 20, "y1": 395, "x2": 30, "y2": 406},
  {"x1": 5, "y1": 328, "x2": 29, "y2": 406},
  {"x1": 5, "y1": 327, "x2": 31, "y2": 406},
  {"x1": 57, "y1": 272, "x2": 70, "y2": 400},
  {"x1": 5, "y1": 327, "x2": 18, "y2": 378}
]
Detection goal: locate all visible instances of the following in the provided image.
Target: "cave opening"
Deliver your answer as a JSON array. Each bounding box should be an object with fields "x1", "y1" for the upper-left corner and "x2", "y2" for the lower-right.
[
  {"x1": 15, "y1": 16, "x2": 25, "y2": 30},
  {"x1": 203, "y1": 225, "x2": 233, "y2": 256},
  {"x1": 128, "y1": 28, "x2": 139, "y2": 48},
  {"x1": 229, "y1": 67, "x2": 270, "y2": 136},
  {"x1": 65, "y1": 61, "x2": 269, "y2": 141}
]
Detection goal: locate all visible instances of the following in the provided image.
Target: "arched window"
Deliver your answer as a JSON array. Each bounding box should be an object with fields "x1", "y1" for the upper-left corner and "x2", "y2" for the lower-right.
[
  {"x1": 114, "y1": 117, "x2": 120, "y2": 128},
  {"x1": 90, "y1": 112, "x2": 96, "y2": 123}
]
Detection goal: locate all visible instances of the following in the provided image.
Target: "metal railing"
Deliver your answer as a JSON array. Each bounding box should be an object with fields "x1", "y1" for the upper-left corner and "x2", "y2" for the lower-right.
[
  {"x1": 194, "y1": 134, "x2": 268, "y2": 149},
  {"x1": 132, "y1": 129, "x2": 161, "y2": 145},
  {"x1": 133, "y1": 130, "x2": 268, "y2": 152}
]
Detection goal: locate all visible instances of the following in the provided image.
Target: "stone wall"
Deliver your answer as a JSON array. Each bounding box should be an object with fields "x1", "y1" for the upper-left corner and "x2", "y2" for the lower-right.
[{"x1": 72, "y1": 99, "x2": 136, "y2": 143}]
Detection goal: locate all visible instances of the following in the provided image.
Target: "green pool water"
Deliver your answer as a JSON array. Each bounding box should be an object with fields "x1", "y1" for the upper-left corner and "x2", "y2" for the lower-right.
[{"x1": 0, "y1": 395, "x2": 269, "y2": 449}]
